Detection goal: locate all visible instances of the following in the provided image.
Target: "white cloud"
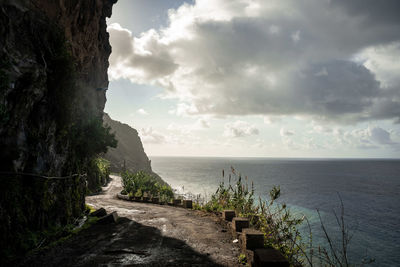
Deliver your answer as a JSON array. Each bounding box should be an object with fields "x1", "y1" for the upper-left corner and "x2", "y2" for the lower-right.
[
  {"x1": 279, "y1": 128, "x2": 299, "y2": 149},
  {"x1": 308, "y1": 121, "x2": 333, "y2": 134},
  {"x1": 108, "y1": 0, "x2": 400, "y2": 124},
  {"x1": 356, "y1": 42, "x2": 400, "y2": 88},
  {"x1": 263, "y1": 116, "x2": 282, "y2": 125},
  {"x1": 139, "y1": 127, "x2": 167, "y2": 144},
  {"x1": 223, "y1": 120, "x2": 259, "y2": 138},
  {"x1": 137, "y1": 108, "x2": 149, "y2": 115},
  {"x1": 167, "y1": 117, "x2": 210, "y2": 134},
  {"x1": 280, "y1": 128, "x2": 295, "y2": 137},
  {"x1": 168, "y1": 103, "x2": 199, "y2": 117},
  {"x1": 196, "y1": 117, "x2": 210, "y2": 129},
  {"x1": 107, "y1": 23, "x2": 178, "y2": 84},
  {"x1": 333, "y1": 125, "x2": 397, "y2": 149}
]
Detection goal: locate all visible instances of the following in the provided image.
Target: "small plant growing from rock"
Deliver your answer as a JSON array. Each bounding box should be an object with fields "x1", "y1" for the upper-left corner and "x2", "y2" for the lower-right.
[{"x1": 238, "y1": 253, "x2": 247, "y2": 265}]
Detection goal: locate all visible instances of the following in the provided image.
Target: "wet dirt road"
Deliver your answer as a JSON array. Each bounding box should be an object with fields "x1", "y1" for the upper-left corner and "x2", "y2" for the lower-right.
[{"x1": 24, "y1": 175, "x2": 240, "y2": 266}]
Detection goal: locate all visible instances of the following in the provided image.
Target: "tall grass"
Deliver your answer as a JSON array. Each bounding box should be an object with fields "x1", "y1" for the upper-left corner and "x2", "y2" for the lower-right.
[
  {"x1": 197, "y1": 167, "x2": 373, "y2": 266},
  {"x1": 121, "y1": 171, "x2": 174, "y2": 202}
]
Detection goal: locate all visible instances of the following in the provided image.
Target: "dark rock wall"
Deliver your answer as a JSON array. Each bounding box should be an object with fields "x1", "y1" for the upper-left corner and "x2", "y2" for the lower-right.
[{"x1": 0, "y1": 0, "x2": 116, "y2": 258}]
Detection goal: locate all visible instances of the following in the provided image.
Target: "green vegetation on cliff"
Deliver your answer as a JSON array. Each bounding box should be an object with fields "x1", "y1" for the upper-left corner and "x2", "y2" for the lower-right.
[{"x1": 86, "y1": 157, "x2": 112, "y2": 194}]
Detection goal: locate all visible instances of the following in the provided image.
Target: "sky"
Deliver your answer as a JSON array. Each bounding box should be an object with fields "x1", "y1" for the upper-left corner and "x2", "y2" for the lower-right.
[{"x1": 105, "y1": 0, "x2": 400, "y2": 158}]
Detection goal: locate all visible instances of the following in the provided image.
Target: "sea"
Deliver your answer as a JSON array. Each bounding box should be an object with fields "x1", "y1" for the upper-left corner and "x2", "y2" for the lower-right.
[{"x1": 150, "y1": 157, "x2": 400, "y2": 267}]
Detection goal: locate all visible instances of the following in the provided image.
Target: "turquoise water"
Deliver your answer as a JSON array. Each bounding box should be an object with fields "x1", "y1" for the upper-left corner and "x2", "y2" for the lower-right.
[{"x1": 150, "y1": 157, "x2": 400, "y2": 266}]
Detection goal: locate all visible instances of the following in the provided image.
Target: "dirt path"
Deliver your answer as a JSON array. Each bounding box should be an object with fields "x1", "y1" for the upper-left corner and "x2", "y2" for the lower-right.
[{"x1": 23, "y1": 175, "x2": 240, "y2": 266}]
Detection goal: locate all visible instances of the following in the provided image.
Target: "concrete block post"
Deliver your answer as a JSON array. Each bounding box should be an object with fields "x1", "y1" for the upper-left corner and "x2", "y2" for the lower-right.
[
  {"x1": 240, "y1": 228, "x2": 264, "y2": 251},
  {"x1": 182, "y1": 199, "x2": 192, "y2": 208},
  {"x1": 245, "y1": 250, "x2": 255, "y2": 266},
  {"x1": 173, "y1": 199, "x2": 182, "y2": 206},
  {"x1": 232, "y1": 217, "x2": 250, "y2": 232},
  {"x1": 223, "y1": 210, "x2": 236, "y2": 221},
  {"x1": 253, "y1": 248, "x2": 289, "y2": 267}
]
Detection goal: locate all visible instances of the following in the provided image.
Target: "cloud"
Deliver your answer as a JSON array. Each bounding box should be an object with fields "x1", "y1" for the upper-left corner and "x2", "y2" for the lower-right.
[
  {"x1": 355, "y1": 42, "x2": 400, "y2": 88},
  {"x1": 223, "y1": 120, "x2": 259, "y2": 138},
  {"x1": 291, "y1": 30, "x2": 301, "y2": 43},
  {"x1": 329, "y1": 0, "x2": 400, "y2": 29},
  {"x1": 280, "y1": 125, "x2": 398, "y2": 151},
  {"x1": 196, "y1": 118, "x2": 210, "y2": 129},
  {"x1": 280, "y1": 128, "x2": 295, "y2": 137},
  {"x1": 263, "y1": 116, "x2": 282, "y2": 125},
  {"x1": 369, "y1": 126, "x2": 396, "y2": 145},
  {"x1": 109, "y1": 0, "x2": 400, "y2": 124},
  {"x1": 107, "y1": 23, "x2": 178, "y2": 84},
  {"x1": 333, "y1": 126, "x2": 397, "y2": 149},
  {"x1": 140, "y1": 125, "x2": 205, "y2": 146},
  {"x1": 279, "y1": 127, "x2": 305, "y2": 150},
  {"x1": 167, "y1": 117, "x2": 210, "y2": 134},
  {"x1": 139, "y1": 127, "x2": 167, "y2": 144},
  {"x1": 137, "y1": 108, "x2": 149, "y2": 115},
  {"x1": 308, "y1": 122, "x2": 333, "y2": 134}
]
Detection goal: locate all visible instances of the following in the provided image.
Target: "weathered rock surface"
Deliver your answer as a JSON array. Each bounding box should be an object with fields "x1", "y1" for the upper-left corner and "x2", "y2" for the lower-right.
[
  {"x1": 90, "y1": 208, "x2": 107, "y2": 218},
  {"x1": 0, "y1": 0, "x2": 116, "y2": 260}
]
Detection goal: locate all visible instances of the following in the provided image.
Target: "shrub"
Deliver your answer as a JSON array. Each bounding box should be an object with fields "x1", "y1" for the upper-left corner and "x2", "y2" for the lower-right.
[
  {"x1": 201, "y1": 167, "x2": 303, "y2": 264},
  {"x1": 72, "y1": 116, "x2": 117, "y2": 161},
  {"x1": 198, "y1": 167, "x2": 371, "y2": 267},
  {"x1": 202, "y1": 167, "x2": 255, "y2": 215},
  {"x1": 121, "y1": 171, "x2": 174, "y2": 201},
  {"x1": 86, "y1": 157, "x2": 111, "y2": 193}
]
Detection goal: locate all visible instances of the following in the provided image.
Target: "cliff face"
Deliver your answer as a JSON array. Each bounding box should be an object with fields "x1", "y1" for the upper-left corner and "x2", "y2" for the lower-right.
[
  {"x1": 103, "y1": 113, "x2": 152, "y2": 174},
  {"x1": 0, "y1": 0, "x2": 116, "y2": 258}
]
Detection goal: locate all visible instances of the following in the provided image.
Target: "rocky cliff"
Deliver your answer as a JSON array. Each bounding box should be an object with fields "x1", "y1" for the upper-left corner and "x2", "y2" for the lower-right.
[
  {"x1": 103, "y1": 113, "x2": 152, "y2": 174},
  {"x1": 103, "y1": 113, "x2": 168, "y2": 187},
  {"x1": 0, "y1": 0, "x2": 116, "y2": 259}
]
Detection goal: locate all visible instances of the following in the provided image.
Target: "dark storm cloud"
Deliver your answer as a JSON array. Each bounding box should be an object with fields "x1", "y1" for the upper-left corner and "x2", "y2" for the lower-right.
[
  {"x1": 329, "y1": 0, "x2": 400, "y2": 46},
  {"x1": 330, "y1": 0, "x2": 400, "y2": 26}
]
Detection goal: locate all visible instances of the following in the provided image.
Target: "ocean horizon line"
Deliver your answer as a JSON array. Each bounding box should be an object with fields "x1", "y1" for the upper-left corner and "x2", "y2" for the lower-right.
[{"x1": 149, "y1": 155, "x2": 400, "y2": 161}]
